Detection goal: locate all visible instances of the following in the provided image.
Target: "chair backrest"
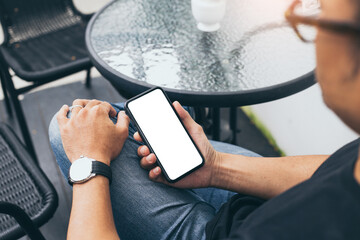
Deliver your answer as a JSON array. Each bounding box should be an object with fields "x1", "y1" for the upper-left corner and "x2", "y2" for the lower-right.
[
  {"x1": 0, "y1": 0, "x2": 84, "y2": 44},
  {"x1": 0, "y1": 123, "x2": 58, "y2": 239},
  {"x1": 0, "y1": 133, "x2": 42, "y2": 238}
]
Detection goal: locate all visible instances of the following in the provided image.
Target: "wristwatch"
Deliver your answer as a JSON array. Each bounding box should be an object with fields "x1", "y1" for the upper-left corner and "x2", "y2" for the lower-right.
[{"x1": 68, "y1": 156, "x2": 112, "y2": 185}]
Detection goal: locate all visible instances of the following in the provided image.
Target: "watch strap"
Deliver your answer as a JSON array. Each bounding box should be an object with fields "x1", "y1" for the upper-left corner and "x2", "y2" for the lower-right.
[{"x1": 92, "y1": 161, "x2": 112, "y2": 184}]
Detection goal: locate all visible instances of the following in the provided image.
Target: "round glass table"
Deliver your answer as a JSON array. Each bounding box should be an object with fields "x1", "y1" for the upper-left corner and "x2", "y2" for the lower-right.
[{"x1": 86, "y1": 0, "x2": 316, "y2": 108}]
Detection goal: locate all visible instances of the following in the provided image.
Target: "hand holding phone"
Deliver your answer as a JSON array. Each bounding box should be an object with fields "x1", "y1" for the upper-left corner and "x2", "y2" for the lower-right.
[
  {"x1": 127, "y1": 89, "x2": 219, "y2": 187},
  {"x1": 126, "y1": 88, "x2": 213, "y2": 183}
]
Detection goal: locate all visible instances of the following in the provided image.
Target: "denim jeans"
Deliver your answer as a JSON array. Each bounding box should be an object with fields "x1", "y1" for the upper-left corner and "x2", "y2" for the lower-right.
[{"x1": 48, "y1": 102, "x2": 261, "y2": 240}]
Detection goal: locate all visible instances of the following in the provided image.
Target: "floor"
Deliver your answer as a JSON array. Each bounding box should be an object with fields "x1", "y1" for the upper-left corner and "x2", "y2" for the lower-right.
[{"x1": 0, "y1": 74, "x2": 280, "y2": 239}]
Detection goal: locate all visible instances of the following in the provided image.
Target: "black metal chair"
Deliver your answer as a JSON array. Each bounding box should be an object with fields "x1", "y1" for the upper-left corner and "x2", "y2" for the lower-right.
[
  {"x1": 0, "y1": 123, "x2": 58, "y2": 240},
  {"x1": 0, "y1": 0, "x2": 93, "y2": 161}
]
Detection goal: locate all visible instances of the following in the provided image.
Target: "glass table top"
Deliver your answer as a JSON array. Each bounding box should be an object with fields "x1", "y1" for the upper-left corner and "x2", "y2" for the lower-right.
[{"x1": 89, "y1": 0, "x2": 315, "y2": 93}]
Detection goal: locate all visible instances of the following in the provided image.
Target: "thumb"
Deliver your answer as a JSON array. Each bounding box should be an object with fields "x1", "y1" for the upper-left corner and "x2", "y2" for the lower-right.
[{"x1": 173, "y1": 101, "x2": 195, "y2": 129}]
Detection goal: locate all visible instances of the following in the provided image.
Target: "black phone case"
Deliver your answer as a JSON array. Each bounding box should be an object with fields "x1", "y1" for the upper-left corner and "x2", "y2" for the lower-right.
[{"x1": 124, "y1": 87, "x2": 205, "y2": 183}]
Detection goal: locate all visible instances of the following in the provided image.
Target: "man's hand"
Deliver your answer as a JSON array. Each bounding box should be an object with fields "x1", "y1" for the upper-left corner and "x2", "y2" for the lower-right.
[
  {"x1": 57, "y1": 99, "x2": 130, "y2": 166},
  {"x1": 134, "y1": 101, "x2": 221, "y2": 189}
]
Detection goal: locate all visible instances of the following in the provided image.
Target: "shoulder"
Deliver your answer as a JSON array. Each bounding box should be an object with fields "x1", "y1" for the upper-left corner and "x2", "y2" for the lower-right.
[{"x1": 312, "y1": 138, "x2": 360, "y2": 177}]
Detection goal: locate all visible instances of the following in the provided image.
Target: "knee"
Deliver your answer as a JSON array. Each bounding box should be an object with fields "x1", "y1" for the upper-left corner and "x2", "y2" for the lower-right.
[
  {"x1": 48, "y1": 113, "x2": 62, "y2": 149},
  {"x1": 48, "y1": 112, "x2": 71, "y2": 179},
  {"x1": 48, "y1": 108, "x2": 71, "y2": 146}
]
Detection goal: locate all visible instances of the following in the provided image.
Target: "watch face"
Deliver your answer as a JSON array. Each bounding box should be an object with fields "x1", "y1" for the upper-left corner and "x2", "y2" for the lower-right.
[{"x1": 69, "y1": 158, "x2": 93, "y2": 182}]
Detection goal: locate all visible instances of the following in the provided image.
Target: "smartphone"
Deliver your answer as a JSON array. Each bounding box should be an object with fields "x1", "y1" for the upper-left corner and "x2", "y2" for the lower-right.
[{"x1": 125, "y1": 87, "x2": 204, "y2": 183}]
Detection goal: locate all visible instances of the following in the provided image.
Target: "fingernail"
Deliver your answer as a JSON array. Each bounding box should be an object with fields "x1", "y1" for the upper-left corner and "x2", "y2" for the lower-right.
[
  {"x1": 140, "y1": 146, "x2": 147, "y2": 155},
  {"x1": 146, "y1": 155, "x2": 153, "y2": 163},
  {"x1": 119, "y1": 111, "x2": 126, "y2": 115},
  {"x1": 154, "y1": 167, "x2": 160, "y2": 174}
]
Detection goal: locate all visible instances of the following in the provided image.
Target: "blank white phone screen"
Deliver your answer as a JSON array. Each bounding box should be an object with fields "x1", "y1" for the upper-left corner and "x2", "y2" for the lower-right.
[{"x1": 127, "y1": 89, "x2": 203, "y2": 181}]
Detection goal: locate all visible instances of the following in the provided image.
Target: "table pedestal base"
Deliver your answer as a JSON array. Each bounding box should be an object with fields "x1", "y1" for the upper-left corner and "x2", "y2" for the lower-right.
[{"x1": 195, "y1": 107, "x2": 240, "y2": 145}]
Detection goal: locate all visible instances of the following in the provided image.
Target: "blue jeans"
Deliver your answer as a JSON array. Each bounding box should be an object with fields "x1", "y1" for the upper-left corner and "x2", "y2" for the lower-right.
[{"x1": 49, "y1": 103, "x2": 261, "y2": 240}]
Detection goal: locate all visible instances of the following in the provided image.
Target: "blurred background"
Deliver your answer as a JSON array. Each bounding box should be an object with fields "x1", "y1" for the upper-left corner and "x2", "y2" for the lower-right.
[{"x1": 0, "y1": 0, "x2": 356, "y2": 157}]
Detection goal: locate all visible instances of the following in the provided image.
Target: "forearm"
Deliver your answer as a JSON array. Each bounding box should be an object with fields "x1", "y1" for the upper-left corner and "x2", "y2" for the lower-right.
[
  {"x1": 211, "y1": 153, "x2": 329, "y2": 199},
  {"x1": 68, "y1": 176, "x2": 120, "y2": 240}
]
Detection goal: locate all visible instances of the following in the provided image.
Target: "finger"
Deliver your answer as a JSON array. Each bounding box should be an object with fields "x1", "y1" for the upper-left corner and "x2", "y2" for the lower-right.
[
  {"x1": 149, "y1": 167, "x2": 166, "y2": 183},
  {"x1": 84, "y1": 99, "x2": 103, "y2": 109},
  {"x1": 70, "y1": 99, "x2": 88, "y2": 117},
  {"x1": 140, "y1": 153, "x2": 157, "y2": 170},
  {"x1": 134, "y1": 132, "x2": 143, "y2": 142},
  {"x1": 72, "y1": 99, "x2": 90, "y2": 106},
  {"x1": 137, "y1": 145, "x2": 150, "y2": 157},
  {"x1": 116, "y1": 111, "x2": 130, "y2": 133},
  {"x1": 173, "y1": 101, "x2": 195, "y2": 128},
  {"x1": 107, "y1": 103, "x2": 117, "y2": 118},
  {"x1": 97, "y1": 102, "x2": 117, "y2": 117},
  {"x1": 56, "y1": 105, "x2": 70, "y2": 126},
  {"x1": 69, "y1": 105, "x2": 83, "y2": 117}
]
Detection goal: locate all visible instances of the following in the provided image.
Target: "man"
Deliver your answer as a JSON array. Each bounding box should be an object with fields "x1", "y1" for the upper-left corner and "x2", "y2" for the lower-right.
[{"x1": 49, "y1": 0, "x2": 360, "y2": 239}]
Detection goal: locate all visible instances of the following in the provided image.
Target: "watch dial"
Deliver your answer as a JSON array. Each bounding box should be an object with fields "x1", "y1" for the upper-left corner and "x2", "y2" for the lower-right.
[{"x1": 69, "y1": 158, "x2": 93, "y2": 181}]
